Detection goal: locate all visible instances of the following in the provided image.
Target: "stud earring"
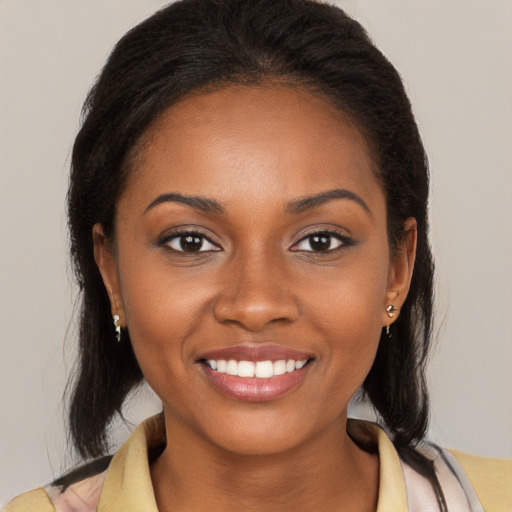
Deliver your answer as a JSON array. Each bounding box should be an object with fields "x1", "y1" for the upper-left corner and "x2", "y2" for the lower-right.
[
  {"x1": 385, "y1": 304, "x2": 398, "y2": 318},
  {"x1": 385, "y1": 305, "x2": 398, "y2": 337},
  {"x1": 113, "y1": 314, "x2": 121, "y2": 342}
]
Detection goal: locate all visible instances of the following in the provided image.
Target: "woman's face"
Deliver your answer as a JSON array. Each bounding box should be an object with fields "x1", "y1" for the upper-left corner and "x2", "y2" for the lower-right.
[{"x1": 95, "y1": 85, "x2": 415, "y2": 455}]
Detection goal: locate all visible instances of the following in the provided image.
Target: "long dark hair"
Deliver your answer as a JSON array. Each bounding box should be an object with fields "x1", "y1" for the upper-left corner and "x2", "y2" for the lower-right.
[{"x1": 67, "y1": 0, "x2": 434, "y2": 475}]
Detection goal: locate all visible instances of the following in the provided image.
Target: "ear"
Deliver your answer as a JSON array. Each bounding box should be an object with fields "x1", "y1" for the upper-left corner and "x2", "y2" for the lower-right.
[
  {"x1": 92, "y1": 223, "x2": 125, "y2": 326},
  {"x1": 382, "y1": 218, "x2": 417, "y2": 329}
]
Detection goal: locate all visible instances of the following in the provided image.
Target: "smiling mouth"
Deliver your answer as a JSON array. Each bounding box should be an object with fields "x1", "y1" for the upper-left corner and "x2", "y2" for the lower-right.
[
  {"x1": 197, "y1": 356, "x2": 314, "y2": 402},
  {"x1": 199, "y1": 358, "x2": 312, "y2": 378}
]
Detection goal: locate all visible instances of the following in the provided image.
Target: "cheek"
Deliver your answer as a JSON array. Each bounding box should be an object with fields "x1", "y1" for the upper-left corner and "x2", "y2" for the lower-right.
[
  {"x1": 117, "y1": 254, "x2": 217, "y2": 376},
  {"x1": 303, "y1": 252, "x2": 389, "y2": 381},
  {"x1": 305, "y1": 249, "x2": 389, "y2": 331}
]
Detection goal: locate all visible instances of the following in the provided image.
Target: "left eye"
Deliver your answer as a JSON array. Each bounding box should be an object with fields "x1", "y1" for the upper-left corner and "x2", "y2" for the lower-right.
[
  {"x1": 293, "y1": 232, "x2": 345, "y2": 252},
  {"x1": 165, "y1": 233, "x2": 219, "y2": 253}
]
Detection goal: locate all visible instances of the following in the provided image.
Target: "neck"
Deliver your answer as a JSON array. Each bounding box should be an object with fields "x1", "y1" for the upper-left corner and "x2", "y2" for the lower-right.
[{"x1": 151, "y1": 413, "x2": 379, "y2": 512}]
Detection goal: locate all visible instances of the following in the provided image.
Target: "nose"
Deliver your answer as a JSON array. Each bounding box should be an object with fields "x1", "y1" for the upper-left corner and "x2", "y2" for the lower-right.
[{"x1": 213, "y1": 254, "x2": 299, "y2": 332}]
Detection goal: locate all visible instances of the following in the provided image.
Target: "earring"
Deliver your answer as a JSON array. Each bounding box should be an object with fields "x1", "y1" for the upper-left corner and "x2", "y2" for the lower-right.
[
  {"x1": 385, "y1": 305, "x2": 397, "y2": 338},
  {"x1": 386, "y1": 304, "x2": 398, "y2": 318},
  {"x1": 113, "y1": 314, "x2": 121, "y2": 342}
]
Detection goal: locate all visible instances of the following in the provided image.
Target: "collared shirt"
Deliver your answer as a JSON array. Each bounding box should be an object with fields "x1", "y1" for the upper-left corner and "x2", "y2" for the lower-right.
[{"x1": 4, "y1": 415, "x2": 512, "y2": 511}]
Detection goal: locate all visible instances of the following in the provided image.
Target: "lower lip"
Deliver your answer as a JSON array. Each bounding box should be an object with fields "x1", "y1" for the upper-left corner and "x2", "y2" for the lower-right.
[{"x1": 200, "y1": 364, "x2": 311, "y2": 402}]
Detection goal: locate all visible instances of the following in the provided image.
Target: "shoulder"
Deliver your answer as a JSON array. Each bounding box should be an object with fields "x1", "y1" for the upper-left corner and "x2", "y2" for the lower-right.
[
  {"x1": 3, "y1": 488, "x2": 55, "y2": 512},
  {"x1": 3, "y1": 471, "x2": 106, "y2": 512},
  {"x1": 3, "y1": 416, "x2": 162, "y2": 512},
  {"x1": 448, "y1": 448, "x2": 512, "y2": 511}
]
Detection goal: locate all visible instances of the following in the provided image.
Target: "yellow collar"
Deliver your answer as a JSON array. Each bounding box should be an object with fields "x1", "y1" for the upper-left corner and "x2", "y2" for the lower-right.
[{"x1": 97, "y1": 414, "x2": 408, "y2": 511}]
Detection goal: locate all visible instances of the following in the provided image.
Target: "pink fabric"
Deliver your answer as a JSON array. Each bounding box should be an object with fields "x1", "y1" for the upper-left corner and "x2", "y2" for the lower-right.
[{"x1": 44, "y1": 471, "x2": 106, "y2": 512}]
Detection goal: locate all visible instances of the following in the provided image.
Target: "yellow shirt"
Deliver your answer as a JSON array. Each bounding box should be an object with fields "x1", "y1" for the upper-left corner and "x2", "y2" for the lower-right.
[{"x1": 4, "y1": 415, "x2": 512, "y2": 511}]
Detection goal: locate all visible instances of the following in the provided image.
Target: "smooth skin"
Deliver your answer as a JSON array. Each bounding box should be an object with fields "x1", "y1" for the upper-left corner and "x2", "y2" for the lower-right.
[{"x1": 94, "y1": 85, "x2": 417, "y2": 512}]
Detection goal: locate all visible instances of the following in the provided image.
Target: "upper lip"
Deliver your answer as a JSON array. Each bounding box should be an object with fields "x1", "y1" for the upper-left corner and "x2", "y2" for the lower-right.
[{"x1": 197, "y1": 343, "x2": 313, "y2": 362}]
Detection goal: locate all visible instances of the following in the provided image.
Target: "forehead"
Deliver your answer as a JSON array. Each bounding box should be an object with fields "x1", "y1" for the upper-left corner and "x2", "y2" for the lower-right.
[{"x1": 124, "y1": 85, "x2": 382, "y2": 211}]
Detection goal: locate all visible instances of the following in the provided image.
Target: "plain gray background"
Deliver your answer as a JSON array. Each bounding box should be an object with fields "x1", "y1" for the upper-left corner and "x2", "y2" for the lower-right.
[{"x1": 1, "y1": 0, "x2": 511, "y2": 503}]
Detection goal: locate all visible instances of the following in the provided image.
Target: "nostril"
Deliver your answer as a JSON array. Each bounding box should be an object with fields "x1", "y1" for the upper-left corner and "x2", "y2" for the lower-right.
[{"x1": 213, "y1": 297, "x2": 299, "y2": 332}]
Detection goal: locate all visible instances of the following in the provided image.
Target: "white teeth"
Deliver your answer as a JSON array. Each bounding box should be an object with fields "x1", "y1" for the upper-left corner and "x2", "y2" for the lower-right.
[
  {"x1": 238, "y1": 360, "x2": 255, "y2": 377},
  {"x1": 273, "y1": 360, "x2": 287, "y2": 375},
  {"x1": 226, "y1": 359, "x2": 238, "y2": 375},
  {"x1": 206, "y1": 358, "x2": 309, "y2": 378},
  {"x1": 255, "y1": 360, "x2": 274, "y2": 378}
]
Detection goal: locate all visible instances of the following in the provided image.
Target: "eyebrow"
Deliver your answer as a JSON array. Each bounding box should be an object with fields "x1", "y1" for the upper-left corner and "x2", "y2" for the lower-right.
[
  {"x1": 286, "y1": 188, "x2": 371, "y2": 215},
  {"x1": 143, "y1": 188, "x2": 370, "y2": 217},
  {"x1": 144, "y1": 193, "x2": 224, "y2": 215}
]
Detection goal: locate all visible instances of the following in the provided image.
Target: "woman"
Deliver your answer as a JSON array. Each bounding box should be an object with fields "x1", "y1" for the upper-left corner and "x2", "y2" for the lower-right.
[{"x1": 4, "y1": 0, "x2": 510, "y2": 510}]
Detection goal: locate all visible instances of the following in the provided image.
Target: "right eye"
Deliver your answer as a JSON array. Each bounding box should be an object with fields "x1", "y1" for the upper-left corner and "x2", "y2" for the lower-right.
[{"x1": 163, "y1": 232, "x2": 220, "y2": 253}]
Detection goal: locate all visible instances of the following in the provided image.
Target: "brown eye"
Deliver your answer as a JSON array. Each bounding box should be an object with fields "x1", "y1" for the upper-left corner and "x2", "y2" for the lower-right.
[
  {"x1": 166, "y1": 232, "x2": 219, "y2": 252},
  {"x1": 292, "y1": 231, "x2": 349, "y2": 252},
  {"x1": 309, "y1": 234, "x2": 334, "y2": 251}
]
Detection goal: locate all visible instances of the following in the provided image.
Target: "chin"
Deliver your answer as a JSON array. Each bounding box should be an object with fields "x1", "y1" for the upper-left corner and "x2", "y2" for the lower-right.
[
  {"x1": 210, "y1": 429, "x2": 307, "y2": 457},
  {"x1": 196, "y1": 407, "x2": 329, "y2": 457}
]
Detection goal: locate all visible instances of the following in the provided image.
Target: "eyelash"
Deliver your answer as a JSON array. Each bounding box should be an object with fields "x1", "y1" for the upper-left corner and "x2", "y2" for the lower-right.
[
  {"x1": 158, "y1": 229, "x2": 221, "y2": 253},
  {"x1": 158, "y1": 228, "x2": 353, "y2": 255},
  {"x1": 290, "y1": 229, "x2": 353, "y2": 254}
]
